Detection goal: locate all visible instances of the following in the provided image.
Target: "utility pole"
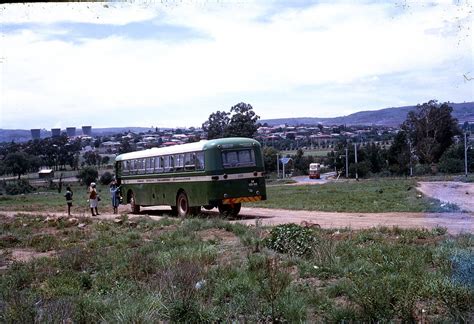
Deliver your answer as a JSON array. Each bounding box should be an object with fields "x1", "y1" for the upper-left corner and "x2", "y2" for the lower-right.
[
  {"x1": 465, "y1": 132, "x2": 469, "y2": 178},
  {"x1": 354, "y1": 143, "x2": 358, "y2": 180},
  {"x1": 409, "y1": 140, "x2": 413, "y2": 177},
  {"x1": 277, "y1": 154, "x2": 280, "y2": 179},
  {"x1": 345, "y1": 147, "x2": 349, "y2": 178}
]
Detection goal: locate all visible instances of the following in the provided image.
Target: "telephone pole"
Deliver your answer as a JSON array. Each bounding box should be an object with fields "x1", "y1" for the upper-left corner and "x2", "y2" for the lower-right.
[
  {"x1": 465, "y1": 132, "x2": 469, "y2": 178},
  {"x1": 354, "y1": 143, "x2": 358, "y2": 180},
  {"x1": 345, "y1": 147, "x2": 349, "y2": 178}
]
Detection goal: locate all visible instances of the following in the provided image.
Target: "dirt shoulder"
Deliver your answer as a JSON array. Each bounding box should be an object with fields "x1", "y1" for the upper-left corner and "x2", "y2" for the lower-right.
[
  {"x1": 417, "y1": 181, "x2": 474, "y2": 212},
  {"x1": 2, "y1": 207, "x2": 472, "y2": 235}
]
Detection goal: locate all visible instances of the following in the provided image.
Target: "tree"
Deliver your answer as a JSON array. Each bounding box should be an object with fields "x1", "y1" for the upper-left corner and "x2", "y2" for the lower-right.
[
  {"x1": 77, "y1": 167, "x2": 98, "y2": 186},
  {"x1": 387, "y1": 131, "x2": 411, "y2": 175},
  {"x1": 84, "y1": 151, "x2": 100, "y2": 166},
  {"x1": 225, "y1": 102, "x2": 260, "y2": 138},
  {"x1": 3, "y1": 152, "x2": 34, "y2": 179},
  {"x1": 202, "y1": 102, "x2": 260, "y2": 139},
  {"x1": 202, "y1": 111, "x2": 230, "y2": 140},
  {"x1": 402, "y1": 100, "x2": 460, "y2": 164},
  {"x1": 263, "y1": 147, "x2": 279, "y2": 172}
]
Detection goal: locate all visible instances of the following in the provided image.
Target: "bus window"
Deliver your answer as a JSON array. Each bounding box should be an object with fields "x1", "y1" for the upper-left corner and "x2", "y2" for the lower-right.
[
  {"x1": 196, "y1": 152, "x2": 205, "y2": 170},
  {"x1": 175, "y1": 154, "x2": 184, "y2": 171},
  {"x1": 222, "y1": 149, "x2": 256, "y2": 168},
  {"x1": 130, "y1": 160, "x2": 136, "y2": 174},
  {"x1": 184, "y1": 153, "x2": 195, "y2": 171},
  {"x1": 164, "y1": 156, "x2": 172, "y2": 172},
  {"x1": 137, "y1": 159, "x2": 146, "y2": 174},
  {"x1": 146, "y1": 158, "x2": 154, "y2": 174},
  {"x1": 155, "y1": 156, "x2": 163, "y2": 173},
  {"x1": 122, "y1": 161, "x2": 129, "y2": 175}
]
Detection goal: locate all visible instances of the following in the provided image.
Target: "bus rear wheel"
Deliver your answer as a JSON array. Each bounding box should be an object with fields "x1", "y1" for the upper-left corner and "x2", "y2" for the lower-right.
[
  {"x1": 218, "y1": 203, "x2": 241, "y2": 217},
  {"x1": 176, "y1": 191, "x2": 190, "y2": 218},
  {"x1": 130, "y1": 192, "x2": 140, "y2": 214}
]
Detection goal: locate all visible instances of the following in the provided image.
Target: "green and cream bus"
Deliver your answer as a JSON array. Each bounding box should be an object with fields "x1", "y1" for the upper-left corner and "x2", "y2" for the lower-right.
[{"x1": 114, "y1": 137, "x2": 266, "y2": 217}]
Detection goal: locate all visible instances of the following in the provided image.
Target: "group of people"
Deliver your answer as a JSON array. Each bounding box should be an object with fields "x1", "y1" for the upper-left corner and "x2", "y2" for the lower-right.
[{"x1": 64, "y1": 181, "x2": 122, "y2": 216}]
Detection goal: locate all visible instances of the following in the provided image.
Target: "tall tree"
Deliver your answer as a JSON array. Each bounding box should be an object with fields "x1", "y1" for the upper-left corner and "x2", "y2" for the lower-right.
[
  {"x1": 202, "y1": 111, "x2": 230, "y2": 140},
  {"x1": 202, "y1": 102, "x2": 260, "y2": 139},
  {"x1": 402, "y1": 100, "x2": 460, "y2": 164},
  {"x1": 3, "y1": 151, "x2": 34, "y2": 179},
  {"x1": 225, "y1": 102, "x2": 260, "y2": 138},
  {"x1": 387, "y1": 131, "x2": 411, "y2": 175}
]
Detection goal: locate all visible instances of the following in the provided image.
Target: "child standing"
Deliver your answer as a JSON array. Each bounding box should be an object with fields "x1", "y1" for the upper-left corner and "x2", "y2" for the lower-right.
[
  {"x1": 89, "y1": 182, "x2": 100, "y2": 216},
  {"x1": 64, "y1": 186, "x2": 73, "y2": 216}
]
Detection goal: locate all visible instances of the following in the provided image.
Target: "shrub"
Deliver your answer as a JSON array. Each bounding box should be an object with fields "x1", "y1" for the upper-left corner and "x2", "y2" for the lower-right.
[
  {"x1": 264, "y1": 224, "x2": 318, "y2": 257},
  {"x1": 5, "y1": 179, "x2": 35, "y2": 195},
  {"x1": 76, "y1": 167, "x2": 98, "y2": 186},
  {"x1": 438, "y1": 158, "x2": 464, "y2": 174},
  {"x1": 99, "y1": 171, "x2": 114, "y2": 185}
]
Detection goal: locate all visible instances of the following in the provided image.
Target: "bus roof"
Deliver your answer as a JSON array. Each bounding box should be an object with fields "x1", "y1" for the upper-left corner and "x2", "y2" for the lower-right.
[{"x1": 115, "y1": 137, "x2": 260, "y2": 161}]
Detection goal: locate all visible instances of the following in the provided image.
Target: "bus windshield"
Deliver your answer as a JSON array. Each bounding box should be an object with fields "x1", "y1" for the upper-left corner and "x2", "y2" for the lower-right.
[{"x1": 222, "y1": 149, "x2": 256, "y2": 168}]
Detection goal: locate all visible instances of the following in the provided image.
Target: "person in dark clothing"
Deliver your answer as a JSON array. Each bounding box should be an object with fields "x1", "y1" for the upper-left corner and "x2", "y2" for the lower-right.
[{"x1": 64, "y1": 186, "x2": 73, "y2": 216}]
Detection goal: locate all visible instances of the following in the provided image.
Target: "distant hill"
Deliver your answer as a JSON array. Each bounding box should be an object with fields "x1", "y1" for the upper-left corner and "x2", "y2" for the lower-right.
[{"x1": 261, "y1": 102, "x2": 474, "y2": 127}]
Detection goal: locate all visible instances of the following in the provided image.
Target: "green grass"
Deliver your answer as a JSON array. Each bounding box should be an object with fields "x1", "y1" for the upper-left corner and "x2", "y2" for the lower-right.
[
  {"x1": 0, "y1": 215, "x2": 472, "y2": 322},
  {"x1": 249, "y1": 179, "x2": 458, "y2": 212},
  {"x1": 0, "y1": 183, "x2": 115, "y2": 213},
  {"x1": 281, "y1": 149, "x2": 331, "y2": 157}
]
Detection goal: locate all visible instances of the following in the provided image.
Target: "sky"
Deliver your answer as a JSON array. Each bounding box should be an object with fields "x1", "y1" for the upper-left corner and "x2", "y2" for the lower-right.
[{"x1": 0, "y1": 0, "x2": 473, "y2": 130}]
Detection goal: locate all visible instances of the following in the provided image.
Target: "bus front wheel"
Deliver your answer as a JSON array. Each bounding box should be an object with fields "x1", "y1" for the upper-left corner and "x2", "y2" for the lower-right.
[
  {"x1": 130, "y1": 192, "x2": 140, "y2": 214},
  {"x1": 176, "y1": 191, "x2": 190, "y2": 218},
  {"x1": 218, "y1": 203, "x2": 241, "y2": 217}
]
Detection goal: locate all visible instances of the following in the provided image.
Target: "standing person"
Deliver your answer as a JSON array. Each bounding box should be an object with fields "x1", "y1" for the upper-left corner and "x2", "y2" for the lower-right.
[
  {"x1": 89, "y1": 182, "x2": 100, "y2": 216},
  {"x1": 64, "y1": 186, "x2": 73, "y2": 216},
  {"x1": 110, "y1": 181, "x2": 121, "y2": 214}
]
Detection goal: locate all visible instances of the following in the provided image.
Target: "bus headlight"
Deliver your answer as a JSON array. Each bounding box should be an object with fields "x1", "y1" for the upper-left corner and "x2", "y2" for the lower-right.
[
  {"x1": 224, "y1": 193, "x2": 228, "y2": 198},
  {"x1": 256, "y1": 191, "x2": 260, "y2": 195}
]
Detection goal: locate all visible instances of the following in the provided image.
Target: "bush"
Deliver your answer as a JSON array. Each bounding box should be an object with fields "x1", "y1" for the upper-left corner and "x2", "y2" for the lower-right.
[
  {"x1": 76, "y1": 167, "x2": 98, "y2": 186},
  {"x1": 5, "y1": 179, "x2": 35, "y2": 195},
  {"x1": 264, "y1": 224, "x2": 318, "y2": 257},
  {"x1": 438, "y1": 158, "x2": 464, "y2": 174},
  {"x1": 414, "y1": 164, "x2": 431, "y2": 176},
  {"x1": 99, "y1": 171, "x2": 114, "y2": 185}
]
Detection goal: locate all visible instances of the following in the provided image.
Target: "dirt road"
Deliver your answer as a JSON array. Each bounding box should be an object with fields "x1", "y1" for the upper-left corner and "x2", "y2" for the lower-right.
[
  {"x1": 2, "y1": 181, "x2": 473, "y2": 235},
  {"x1": 417, "y1": 181, "x2": 474, "y2": 212},
  {"x1": 2, "y1": 206, "x2": 472, "y2": 235}
]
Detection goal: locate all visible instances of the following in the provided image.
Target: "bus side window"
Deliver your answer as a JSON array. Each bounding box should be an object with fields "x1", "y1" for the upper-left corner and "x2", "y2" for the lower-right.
[
  {"x1": 130, "y1": 160, "x2": 136, "y2": 174},
  {"x1": 184, "y1": 153, "x2": 195, "y2": 171},
  {"x1": 137, "y1": 159, "x2": 145, "y2": 174},
  {"x1": 146, "y1": 158, "x2": 154, "y2": 174},
  {"x1": 164, "y1": 156, "x2": 171, "y2": 172},
  {"x1": 155, "y1": 156, "x2": 163, "y2": 173},
  {"x1": 195, "y1": 152, "x2": 205, "y2": 170},
  {"x1": 122, "y1": 161, "x2": 129, "y2": 174},
  {"x1": 175, "y1": 154, "x2": 184, "y2": 171}
]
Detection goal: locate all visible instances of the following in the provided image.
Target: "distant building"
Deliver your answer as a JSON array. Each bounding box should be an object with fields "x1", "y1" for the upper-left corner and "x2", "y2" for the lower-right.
[
  {"x1": 66, "y1": 127, "x2": 76, "y2": 137},
  {"x1": 82, "y1": 126, "x2": 92, "y2": 136},
  {"x1": 31, "y1": 129, "x2": 41, "y2": 140},
  {"x1": 51, "y1": 128, "x2": 61, "y2": 137},
  {"x1": 38, "y1": 169, "x2": 54, "y2": 179}
]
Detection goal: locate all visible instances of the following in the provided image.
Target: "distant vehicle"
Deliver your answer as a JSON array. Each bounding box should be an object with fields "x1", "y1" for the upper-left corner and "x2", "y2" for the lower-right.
[
  {"x1": 309, "y1": 163, "x2": 321, "y2": 179},
  {"x1": 115, "y1": 137, "x2": 267, "y2": 217}
]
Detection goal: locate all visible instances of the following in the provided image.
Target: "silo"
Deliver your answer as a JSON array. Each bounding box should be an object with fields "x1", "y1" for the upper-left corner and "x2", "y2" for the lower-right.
[
  {"x1": 31, "y1": 129, "x2": 41, "y2": 140},
  {"x1": 51, "y1": 128, "x2": 61, "y2": 137},
  {"x1": 82, "y1": 126, "x2": 92, "y2": 136},
  {"x1": 66, "y1": 127, "x2": 76, "y2": 137}
]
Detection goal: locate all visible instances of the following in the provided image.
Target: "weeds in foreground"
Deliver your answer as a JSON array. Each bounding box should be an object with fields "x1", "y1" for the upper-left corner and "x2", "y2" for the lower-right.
[{"x1": 0, "y1": 217, "x2": 472, "y2": 323}]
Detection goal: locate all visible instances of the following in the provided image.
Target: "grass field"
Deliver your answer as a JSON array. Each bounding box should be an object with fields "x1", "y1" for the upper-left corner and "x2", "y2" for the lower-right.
[
  {"x1": 0, "y1": 179, "x2": 459, "y2": 214},
  {"x1": 0, "y1": 214, "x2": 472, "y2": 322},
  {"x1": 0, "y1": 184, "x2": 116, "y2": 214},
  {"x1": 281, "y1": 149, "x2": 331, "y2": 157},
  {"x1": 249, "y1": 179, "x2": 459, "y2": 213}
]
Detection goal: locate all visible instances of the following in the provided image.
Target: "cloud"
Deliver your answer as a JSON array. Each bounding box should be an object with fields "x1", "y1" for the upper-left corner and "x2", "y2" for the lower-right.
[{"x1": 0, "y1": 1, "x2": 472, "y2": 129}]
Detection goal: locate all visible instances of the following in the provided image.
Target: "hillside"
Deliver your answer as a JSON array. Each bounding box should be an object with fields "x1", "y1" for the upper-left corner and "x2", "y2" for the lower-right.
[{"x1": 261, "y1": 102, "x2": 474, "y2": 127}]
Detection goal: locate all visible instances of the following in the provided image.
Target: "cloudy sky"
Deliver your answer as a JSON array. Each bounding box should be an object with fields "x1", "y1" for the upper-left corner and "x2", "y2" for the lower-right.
[{"x1": 1, "y1": 0, "x2": 472, "y2": 129}]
